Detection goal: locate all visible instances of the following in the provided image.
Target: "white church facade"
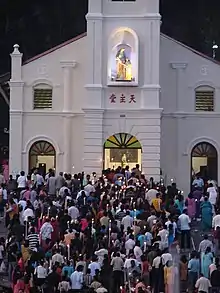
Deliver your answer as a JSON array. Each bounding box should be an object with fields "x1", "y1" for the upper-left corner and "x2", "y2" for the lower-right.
[{"x1": 9, "y1": 0, "x2": 220, "y2": 193}]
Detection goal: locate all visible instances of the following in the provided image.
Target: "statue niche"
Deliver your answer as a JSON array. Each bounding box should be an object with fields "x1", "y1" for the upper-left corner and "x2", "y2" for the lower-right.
[
  {"x1": 108, "y1": 28, "x2": 139, "y2": 85},
  {"x1": 116, "y1": 47, "x2": 132, "y2": 81}
]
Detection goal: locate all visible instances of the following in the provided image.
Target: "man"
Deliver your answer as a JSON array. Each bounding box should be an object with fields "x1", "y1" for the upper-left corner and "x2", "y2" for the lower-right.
[
  {"x1": 198, "y1": 234, "x2": 214, "y2": 254},
  {"x1": 195, "y1": 273, "x2": 211, "y2": 293},
  {"x1": 212, "y1": 212, "x2": 220, "y2": 230},
  {"x1": 46, "y1": 172, "x2": 56, "y2": 198},
  {"x1": 111, "y1": 252, "x2": 124, "y2": 293},
  {"x1": 121, "y1": 211, "x2": 133, "y2": 232},
  {"x1": 178, "y1": 209, "x2": 191, "y2": 250},
  {"x1": 192, "y1": 174, "x2": 204, "y2": 189},
  {"x1": 55, "y1": 172, "x2": 65, "y2": 192}
]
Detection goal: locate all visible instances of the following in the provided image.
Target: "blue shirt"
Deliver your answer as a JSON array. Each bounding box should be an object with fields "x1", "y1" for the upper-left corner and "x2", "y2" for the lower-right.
[
  {"x1": 62, "y1": 265, "x2": 74, "y2": 278},
  {"x1": 188, "y1": 259, "x2": 200, "y2": 273}
]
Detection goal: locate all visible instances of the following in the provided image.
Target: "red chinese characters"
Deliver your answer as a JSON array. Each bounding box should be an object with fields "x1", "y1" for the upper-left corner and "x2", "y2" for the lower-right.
[
  {"x1": 120, "y1": 94, "x2": 126, "y2": 103},
  {"x1": 129, "y1": 94, "x2": 136, "y2": 103},
  {"x1": 109, "y1": 94, "x2": 136, "y2": 104},
  {"x1": 109, "y1": 94, "x2": 116, "y2": 103}
]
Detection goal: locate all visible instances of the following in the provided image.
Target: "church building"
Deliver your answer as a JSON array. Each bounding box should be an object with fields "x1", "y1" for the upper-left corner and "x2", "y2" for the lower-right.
[{"x1": 9, "y1": 0, "x2": 220, "y2": 193}]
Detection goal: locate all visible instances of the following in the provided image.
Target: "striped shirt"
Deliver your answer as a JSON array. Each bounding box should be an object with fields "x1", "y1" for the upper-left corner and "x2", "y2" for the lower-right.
[{"x1": 27, "y1": 233, "x2": 39, "y2": 250}]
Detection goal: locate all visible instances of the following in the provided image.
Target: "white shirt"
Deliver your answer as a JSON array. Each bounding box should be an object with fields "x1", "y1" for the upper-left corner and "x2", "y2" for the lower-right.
[
  {"x1": 158, "y1": 229, "x2": 169, "y2": 250},
  {"x1": 161, "y1": 253, "x2": 172, "y2": 265},
  {"x1": 134, "y1": 246, "x2": 143, "y2": 262},
  {"x1": 17, "y1": 175, "x2": 27, "y2": 188},
  {"x1": 88, "y1": 261, "x2": 101, "y2": 277},
  {"x1": 207, "y1": 187, "x2": 217, "y2": 205},
  {"x1": 125, "y1": 239, "x2": 135, "y2": 255},
  {"x1": 212, "y1": 214, "x2": 220, "y2": 230},
  {"x1": 145, "y1": 189, "x2": 157, "y2": 205},
  {"x1": 23, "y1": 208, "x2": 34, "y2": 221},
  {"x1": 152, "y1": 256, "x2": 162, "y2": 268},
  {"x1": 165, "y1": 220, "x2": 177, "y2": 237},
  {"x1": 95, "y1": 248, "x2": 108, "y2": 266},
  {"x1": 124, "y1": 258, "x2": 139, "y2": 269},
  {"x1": 35, "y1": 265, "x2": 47, "y2": 279},
  {"x1": 84, "y1": 184, "x2": 95, "y2": 195},
  {"x1": 122, "y1": 215, "x2": 133, "y2": 231},
  {"x1": 52, "y1": 253, "x2": 64, "y2": 265},
  {"x1": 70, "y1": 271, "x2": 84, "y2": 290},
  {"x1": 68, "y1": 206, "x2": 79, "y2": 220},
  {"x1": 0, "y1": 245, "x2": 4, "y2": 260},
  {"x1": 178, "y1": 213, "x2": 191, "y2": 230},
  {"x1": 195, "y1": 276, "x2": 211, "y2": 293}
]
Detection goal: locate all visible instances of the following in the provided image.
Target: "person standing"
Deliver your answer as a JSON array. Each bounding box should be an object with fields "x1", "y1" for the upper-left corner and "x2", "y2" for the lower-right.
[
  {"x1": 178, "y1": 209, "x2": 191, "y2": 251},
  {"x1": 201, "y1": 197, "x2": 212, "y2": 232},
  {"x1": 195, "y1": 273, "x2": 211, "y2": 293},
  {"x1": 111, "y1": 252, "x2": 124, "y2": 293}
]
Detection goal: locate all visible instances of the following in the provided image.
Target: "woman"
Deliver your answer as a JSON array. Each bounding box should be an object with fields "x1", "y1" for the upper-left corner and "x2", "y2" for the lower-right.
[
  {"x1": 175, "y1": 194, "x2": 184, "y2": 214},
  {"x1": 201, "y1": 247, "x2": 213, "y2": 278},
  {"x1": 179, "y1": 255, "x2": 188, "y2": 292},
  {"x1": 164, "y1": 260, "x2": 176, "y2": 293},
  {"x1": 200, "y1": 197, "x2": 212, "y2": 232},
  {"x1": 185, "y1": 193, "x2": 196, "y2": 220}
]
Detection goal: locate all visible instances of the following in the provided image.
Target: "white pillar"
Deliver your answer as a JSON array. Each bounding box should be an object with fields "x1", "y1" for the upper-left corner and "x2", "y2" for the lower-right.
[
  {"x1": 60, "y1": 61, "x2": 77, "y2": 112},
  {"x1": 9, "y1": 45, "x2": 24, "y2": 176},
  {"x1": 60, "y1": 61, "x2": 76, "y2": 173}
]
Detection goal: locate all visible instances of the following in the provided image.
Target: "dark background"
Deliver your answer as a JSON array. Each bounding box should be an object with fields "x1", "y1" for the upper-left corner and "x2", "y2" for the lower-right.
[
  {"x1": 0, "y1": 0, "x2": 220, "y2": 75},
  {"x1": 0, "y1": 0, "x2": 219, "y2": 162}
]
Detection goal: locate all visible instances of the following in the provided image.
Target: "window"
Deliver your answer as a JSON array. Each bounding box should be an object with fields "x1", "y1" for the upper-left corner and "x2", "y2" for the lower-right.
[
  {"x1": 195, "y1": 86, "x2": 214, "y2": 112},
  {"x1": 33, "y1": 84, "x2": 52, "y2": 109}
]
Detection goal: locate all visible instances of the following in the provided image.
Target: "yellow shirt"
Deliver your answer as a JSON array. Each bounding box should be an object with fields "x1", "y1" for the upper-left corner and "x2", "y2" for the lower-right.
[{"x1": 152, "y1": 198, "x2": 161, "y2": 212}]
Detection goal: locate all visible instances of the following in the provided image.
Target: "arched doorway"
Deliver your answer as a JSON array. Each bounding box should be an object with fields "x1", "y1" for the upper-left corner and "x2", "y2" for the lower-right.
[
  {"x1": 103, "y1": 133, "x2": 142, "y2": 170},
  {"x1": 29, "y1": 140, "x2": 56, "y2": 176},
  {"x1": 191, "y1": 142, "x2": 218, "y2": 181}
]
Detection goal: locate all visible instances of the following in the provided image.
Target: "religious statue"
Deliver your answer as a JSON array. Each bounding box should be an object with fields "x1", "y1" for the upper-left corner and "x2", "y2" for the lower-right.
[
  {"x1": 121, "y1": 154, "x2": 127, "y2": 168},
  {"x1": 116, "y1": 48, "x2": 132, "y2": 81}
]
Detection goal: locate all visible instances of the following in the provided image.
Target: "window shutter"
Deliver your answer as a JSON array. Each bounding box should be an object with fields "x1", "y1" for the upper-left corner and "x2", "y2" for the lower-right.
[
  {"x1": 195, "y1": 90, "x2": 214, "y2": 112},
  {"x1": 33, "y1": 88, "x2": 52, "y2": 109}
]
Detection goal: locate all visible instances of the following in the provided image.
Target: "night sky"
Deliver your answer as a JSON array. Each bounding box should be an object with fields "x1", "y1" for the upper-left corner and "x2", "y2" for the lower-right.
[{"x1": 0, "y1": 0, "x2": 219, "y2": 75}]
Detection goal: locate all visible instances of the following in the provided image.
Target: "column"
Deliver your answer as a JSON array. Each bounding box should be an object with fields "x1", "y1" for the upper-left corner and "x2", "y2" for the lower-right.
[
  {"x1": 60, "y1": 61, "x2": 77, "y2": 173},
  {"x1": 60, "y1": 61, "x2": 77, "y2": 112},
  {"x1": 9, "y1": 45, "x2": 24, "y2": 175},
  {"x1": 170, "y1": 63, "x2": 188, "y2": 111},
  {"x1": 83, "y1": 110, "x2": 104, "y2": 175},
  {"x1": 170, "y1": 63, "x2": 188, "y2": 185}
]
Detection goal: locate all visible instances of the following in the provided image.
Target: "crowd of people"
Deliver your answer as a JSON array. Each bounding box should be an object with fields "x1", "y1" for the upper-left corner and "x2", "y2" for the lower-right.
[{"x1": 0, "y1": 166, "x2": 219, "y2": 293}]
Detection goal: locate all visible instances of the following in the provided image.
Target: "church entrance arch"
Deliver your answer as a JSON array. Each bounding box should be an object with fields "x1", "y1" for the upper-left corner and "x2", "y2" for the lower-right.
[
  {"x1": 191, "y1": 141, "x2": 218, "y2": 182},
  {"x1": 29, "y1": 140, "x2": 56, "y2": 176},
  {"x1": 103, "y1": 133, "x2": 142, "y2": 170}
]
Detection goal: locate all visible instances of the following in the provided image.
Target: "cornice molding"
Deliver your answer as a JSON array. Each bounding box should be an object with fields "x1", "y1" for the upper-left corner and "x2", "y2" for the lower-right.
[
  {"x1": 60, "y1": 61, "x2": 77, "y2": 68},
  {"x1": 170, "y1": 62, "x2": 188, "y2": 69},
  {"x1": 9, "y1": 81, "x2": 25, "y2": 87},
  {"x1": 162, "y1": 111, "x2": 220, "y2": 118},
  {"x1": 86, "y1": 13, "x2": 161, "y2": 21},
  {"x1": 10, "y1": 110, "x2": 84, "y2": 117}
]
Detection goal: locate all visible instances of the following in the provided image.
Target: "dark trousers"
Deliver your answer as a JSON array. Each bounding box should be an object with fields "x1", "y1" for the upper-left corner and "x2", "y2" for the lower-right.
[
  {"x1": 113, "y1": 270, "x2": 123, "y2": 293},
  {"x1": 181, "y1": 229, "x2": 191, "y2": 249}
]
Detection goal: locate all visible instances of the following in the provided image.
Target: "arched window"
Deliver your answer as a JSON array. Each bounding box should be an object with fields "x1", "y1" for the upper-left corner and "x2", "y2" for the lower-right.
[
  {"x1": 195, "y1": 86, "x2": 214, "y2": 111},
  {"x1": 33, "y1": 83, "x2": 52, "y2": 109},
  {"x1": 108, "y1": 28, "x2": 139, "y2": 86}
]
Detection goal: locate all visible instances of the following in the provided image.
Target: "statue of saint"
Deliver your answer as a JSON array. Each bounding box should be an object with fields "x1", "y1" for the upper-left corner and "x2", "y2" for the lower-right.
[
  {"x1": 121, "y1": 154, "x2": 127, "y2": 168},
  {"x1": 116, "y1": 48, "x2": 132, "y2": 81}
]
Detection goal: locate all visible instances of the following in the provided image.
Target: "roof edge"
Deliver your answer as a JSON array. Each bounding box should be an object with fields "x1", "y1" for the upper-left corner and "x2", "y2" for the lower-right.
[
  {"x1": 161, "y1": 33, "x2": 220, "y2": 66},
  {"x1": 23, "y1": 32, "x2": 87, "y2": 65}
]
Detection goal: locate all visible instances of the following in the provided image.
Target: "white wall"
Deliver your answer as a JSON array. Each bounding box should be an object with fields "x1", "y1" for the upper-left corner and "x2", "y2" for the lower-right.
[{"x1": 160, "y1": 34, "x2": 220, "y2": 193}]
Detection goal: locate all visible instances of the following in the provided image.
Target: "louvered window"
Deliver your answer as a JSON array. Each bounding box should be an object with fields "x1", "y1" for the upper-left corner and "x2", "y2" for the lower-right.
[
  {"x1": 33, "y1": 86, "x2": 52, "y2": 109},
  {"x1": 195, "y1": 86, "x2": 214, "y2": 112}
]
